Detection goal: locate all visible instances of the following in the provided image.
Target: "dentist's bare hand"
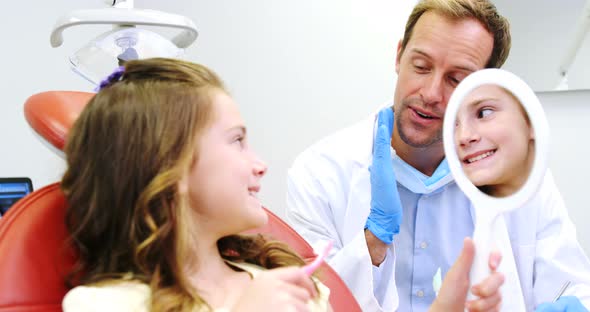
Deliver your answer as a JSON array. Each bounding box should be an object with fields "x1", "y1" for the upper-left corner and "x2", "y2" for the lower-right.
[
  {"x1": 230, "y1": 266, "x2": 317, "y2": 312},
  {"x1": 467, "y1": 249, "x2": 504, "y2": 312},
  {"x1": 429, "y1": 237, "x2": 504, "y2": 312}
]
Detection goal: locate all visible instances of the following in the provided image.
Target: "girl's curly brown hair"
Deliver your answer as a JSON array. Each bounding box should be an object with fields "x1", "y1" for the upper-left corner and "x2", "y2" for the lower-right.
[{"x1": 62, "y1": 58, "x2": 306, "y2": 312}]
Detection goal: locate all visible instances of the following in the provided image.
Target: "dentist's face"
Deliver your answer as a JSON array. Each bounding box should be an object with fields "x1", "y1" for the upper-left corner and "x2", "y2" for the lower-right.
[
  {"x1": 394, "y1": 12, "x2": 493, "y2": 150},
  {"x1": 455, "y1": 84, "x2": 534, "y2": 197}
]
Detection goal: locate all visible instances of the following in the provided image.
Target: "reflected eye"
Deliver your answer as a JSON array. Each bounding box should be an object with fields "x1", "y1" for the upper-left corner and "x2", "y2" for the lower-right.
[{"x1": 477, "y1": 108, "x2": 493, "y2": 118}]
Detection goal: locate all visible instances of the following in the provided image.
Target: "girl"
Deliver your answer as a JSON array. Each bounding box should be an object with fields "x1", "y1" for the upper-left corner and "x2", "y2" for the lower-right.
[
  {"x1": 456, "y1": 84, "x2": 534, "y2": 197},
  {"x1": 62, "y1": 58, "x2": 503, "y2": 311}
]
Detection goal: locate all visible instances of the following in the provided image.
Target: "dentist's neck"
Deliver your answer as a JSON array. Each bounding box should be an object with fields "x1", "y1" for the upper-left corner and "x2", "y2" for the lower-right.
[{"x1": 391, "y1": 128, "x2": 445, "y2": 177}]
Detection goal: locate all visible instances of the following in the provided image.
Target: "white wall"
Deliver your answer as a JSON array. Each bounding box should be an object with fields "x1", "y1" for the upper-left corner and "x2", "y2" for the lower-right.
[
  {"x1": 0, "y1": 1, "x2": 105, "y2": 189},
  {"x1": 0, "y1": 0, "x2": 414, "y2": 214},
  {"x1": 539, "y1": 90, "x2": 590, "y2": 252}
]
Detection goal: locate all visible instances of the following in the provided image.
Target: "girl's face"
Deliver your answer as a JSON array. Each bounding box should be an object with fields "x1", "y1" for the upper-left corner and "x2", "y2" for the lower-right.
[
  {"x1": 182, "y1": 91, "x2": 268, "y2": 236},
  {"x1": 455, "y1": 84, "x2": 534, "y2": 197}
]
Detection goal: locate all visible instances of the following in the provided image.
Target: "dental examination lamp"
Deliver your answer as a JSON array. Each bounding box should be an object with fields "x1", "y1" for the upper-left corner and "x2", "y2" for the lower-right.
[{"x1": 50, "y1": 0, "x2": 198, "y2": 85}]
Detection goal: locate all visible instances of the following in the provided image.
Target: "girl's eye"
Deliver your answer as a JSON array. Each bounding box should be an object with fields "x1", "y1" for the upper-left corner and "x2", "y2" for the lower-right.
[
  {"x1": 478, "y1": 108, "x2": 493, "y2": 118},
  {"x1": 233, "y1": 135, "x2": 246, "y2": 148}
]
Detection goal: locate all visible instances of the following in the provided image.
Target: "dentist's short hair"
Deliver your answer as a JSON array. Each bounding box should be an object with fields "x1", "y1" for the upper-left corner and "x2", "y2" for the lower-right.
[{"x1": 400, "y1": 0, "x2": 511, "y2": 69}]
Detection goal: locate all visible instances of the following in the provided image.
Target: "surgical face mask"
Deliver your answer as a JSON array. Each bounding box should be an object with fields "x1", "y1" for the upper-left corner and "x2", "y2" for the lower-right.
[{"x1": 390, "y1": 156, "x2": 452, "y2": 194}]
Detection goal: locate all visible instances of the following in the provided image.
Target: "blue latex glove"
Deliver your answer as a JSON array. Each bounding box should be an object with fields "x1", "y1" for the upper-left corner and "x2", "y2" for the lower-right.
[
  {"x1": 536, "y1": 296, "x2": 589, "y2": 312},
  {"x1": 365, "y1": 107, "x2": 403, "y2": 244}
]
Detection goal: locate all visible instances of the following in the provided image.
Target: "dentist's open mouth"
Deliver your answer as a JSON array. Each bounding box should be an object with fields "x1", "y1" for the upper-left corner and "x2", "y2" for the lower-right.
[
  {"x1": 464, "y1": 150, "x2": 496, "y2": 164},
  {"x1": 415, "y1": 110, "x2": 434, "y2": 119}
]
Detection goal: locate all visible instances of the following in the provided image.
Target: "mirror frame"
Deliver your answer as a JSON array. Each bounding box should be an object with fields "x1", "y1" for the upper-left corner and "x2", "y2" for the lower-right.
[{"x1": 443, "y1": 68, "x2": 550, "y2": 210}]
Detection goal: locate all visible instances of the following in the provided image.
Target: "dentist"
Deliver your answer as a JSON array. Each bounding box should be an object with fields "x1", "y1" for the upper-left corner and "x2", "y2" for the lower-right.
[{"x1": 286, "y1": 0, "x2": 590, "y2": 311}]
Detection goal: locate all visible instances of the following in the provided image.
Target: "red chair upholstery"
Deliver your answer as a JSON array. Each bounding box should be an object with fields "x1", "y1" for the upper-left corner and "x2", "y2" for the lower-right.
[
  {"x1": 0, "y1": 91, "x2": 361, "y2": 311},
  {"x1": 24, "y1": 91, "x2": 93, "y2": 152},
  {"x1": 248, "y1": 210, "x2": 362, "y2": 312},
  {"x1": 247, "y1": 208, "x2": 315, "y2": 260},
  {"x1": 0, "y1": 183, "x2": 74, "y2": 312}
]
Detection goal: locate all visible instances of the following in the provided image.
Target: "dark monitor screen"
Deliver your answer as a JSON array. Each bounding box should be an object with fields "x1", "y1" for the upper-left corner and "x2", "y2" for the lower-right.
[{"x1": 0, "y1": 177, "x2": 33, "y2": 216}]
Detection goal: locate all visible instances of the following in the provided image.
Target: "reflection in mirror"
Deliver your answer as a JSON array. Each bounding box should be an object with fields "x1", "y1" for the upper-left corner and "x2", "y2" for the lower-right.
[
  {"x1": 443, "y1": 69, "x2": 550, "y2": 310},
  {"x1": 454, "y1": 84, "x2": 535, "y2": 198}
]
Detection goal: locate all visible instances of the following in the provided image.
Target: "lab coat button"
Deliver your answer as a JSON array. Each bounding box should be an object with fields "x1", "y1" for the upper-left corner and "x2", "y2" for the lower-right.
[
  {"x1": 420, "y1": 241, "x2": 428, "y2": 249},
  {"x1": 417, "y1": 290, "x2": 424, "y2": 297}
]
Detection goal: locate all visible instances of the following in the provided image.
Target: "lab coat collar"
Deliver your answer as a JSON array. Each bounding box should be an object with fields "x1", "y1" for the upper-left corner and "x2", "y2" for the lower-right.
[
  {"x1": 391, "y1": 155, "x2": 454, "y2": 195},
  {"x1": 370, "y1": 105, "x2": 454, "y2": 195}
]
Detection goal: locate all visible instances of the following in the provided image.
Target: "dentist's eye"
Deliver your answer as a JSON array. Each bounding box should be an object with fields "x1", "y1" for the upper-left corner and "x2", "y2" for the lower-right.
[
  {"x1": 414, "y1": 65, "x2": 430, "y2": 73},
  {"x1": 412, "y1": 59, "x2": 430, "y2": 73},
  {"x1": 448, "y1": 75, "x2": 462, "y2": 87}
]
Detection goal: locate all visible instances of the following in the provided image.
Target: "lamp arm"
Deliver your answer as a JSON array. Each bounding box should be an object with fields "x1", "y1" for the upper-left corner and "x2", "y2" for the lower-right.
[
  {"x1": 558, "y1": 0, "x2": 590, "y2": 77},
  {"x1": 111, "y1": 0, "x2": 134, "y2": 9},
  {"x1": 50, "y1": 8, "x2": 198, "y2": 49}
]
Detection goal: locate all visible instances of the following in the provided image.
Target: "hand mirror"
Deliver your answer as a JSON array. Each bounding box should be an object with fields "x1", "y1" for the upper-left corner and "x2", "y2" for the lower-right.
[{"x1": 443, "y1": 68, "x2": 550, "y2": 309}]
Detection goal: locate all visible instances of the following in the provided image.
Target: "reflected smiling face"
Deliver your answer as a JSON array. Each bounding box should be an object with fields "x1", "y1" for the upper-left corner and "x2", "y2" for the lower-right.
[{"x1": 455, "y1": 84, "x2": 534, "y2": 197}]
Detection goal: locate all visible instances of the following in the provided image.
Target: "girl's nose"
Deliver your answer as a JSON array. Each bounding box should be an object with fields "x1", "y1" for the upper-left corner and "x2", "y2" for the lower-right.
[{"x1": 253, "y1": 159, "x2": 267, "y2": 177}]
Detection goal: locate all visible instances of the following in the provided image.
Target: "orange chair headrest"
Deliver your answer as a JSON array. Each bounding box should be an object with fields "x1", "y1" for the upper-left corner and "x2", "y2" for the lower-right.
[{"x1": 24, "y1": 91, "x2": 93, "y2": 152}]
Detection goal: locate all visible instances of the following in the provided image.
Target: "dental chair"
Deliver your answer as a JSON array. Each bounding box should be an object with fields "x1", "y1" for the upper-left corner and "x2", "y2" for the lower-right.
[{"x1": 0, "y1": 91, "x2": 361, "y2": 312}]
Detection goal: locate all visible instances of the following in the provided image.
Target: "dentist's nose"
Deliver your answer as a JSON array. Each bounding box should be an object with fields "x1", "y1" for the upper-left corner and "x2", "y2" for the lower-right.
[{"x1": 421, "y1": 74, "x2": 444, "y2": 106}]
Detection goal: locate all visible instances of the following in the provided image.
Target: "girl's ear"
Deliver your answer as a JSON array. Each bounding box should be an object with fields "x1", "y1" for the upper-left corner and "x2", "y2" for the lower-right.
[{"x1": 178, "y1": 173, "x2": 189, "y2": 195}]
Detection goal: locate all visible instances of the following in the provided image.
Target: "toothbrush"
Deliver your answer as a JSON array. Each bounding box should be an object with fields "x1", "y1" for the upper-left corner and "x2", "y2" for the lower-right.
[
  {"x1": 432, "y1": 267, "x2": 442, "y2": 297},
  {"x1": 302, "y1": 240, "x2": 333, "y2": 276}
]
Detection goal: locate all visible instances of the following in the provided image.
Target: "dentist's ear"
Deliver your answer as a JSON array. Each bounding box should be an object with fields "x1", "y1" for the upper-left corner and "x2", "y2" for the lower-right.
[{"x1": 395, "y1": 39, "x2": 403, "y2": 74}]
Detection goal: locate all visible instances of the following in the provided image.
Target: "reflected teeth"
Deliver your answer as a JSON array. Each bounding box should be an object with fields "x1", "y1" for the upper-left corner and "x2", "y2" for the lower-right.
[{"x1": 467, "y1": 151, "x2": 495, "y2": 163}]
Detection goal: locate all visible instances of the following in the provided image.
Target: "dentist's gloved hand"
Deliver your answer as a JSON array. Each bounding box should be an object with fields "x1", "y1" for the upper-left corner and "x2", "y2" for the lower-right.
[
  {"x1": 536, "y1": 296, "x2": 589, "y2": 312},
  {"x1": 365, "y1": 107, "x2": 402, "y2": 245}
]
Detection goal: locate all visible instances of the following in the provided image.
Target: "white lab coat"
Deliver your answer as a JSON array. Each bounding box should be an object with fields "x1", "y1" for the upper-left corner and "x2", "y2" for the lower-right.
[{"x1": 286, "y1": 113, "x2": 590, "y2": 311}]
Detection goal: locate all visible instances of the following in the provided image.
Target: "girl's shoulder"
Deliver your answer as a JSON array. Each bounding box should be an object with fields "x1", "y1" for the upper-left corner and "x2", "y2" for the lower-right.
[
  {"x1": 225, "y1": 261, "x2": 331, "y2": 312},
  {"x1": 62, "y1": 279, "x2": 150, "y2": 312}
]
